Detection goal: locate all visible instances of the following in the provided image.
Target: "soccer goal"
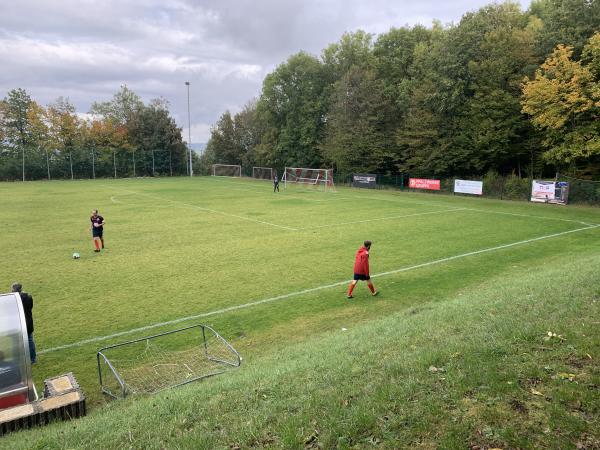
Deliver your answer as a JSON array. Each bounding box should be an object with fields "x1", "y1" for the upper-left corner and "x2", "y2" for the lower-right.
[
  {"x1": 252, "y1": 166, "x2": 273, "y2": 180},
  {"x1": 282, "y1": 167, "x2": 335, "y2": 191},
  {"x1": 212, "y1": 164, "x2": 242, "y2": 177},
  {"x1": 97, "y1": 324, "x2": 241, "y2": 398}
]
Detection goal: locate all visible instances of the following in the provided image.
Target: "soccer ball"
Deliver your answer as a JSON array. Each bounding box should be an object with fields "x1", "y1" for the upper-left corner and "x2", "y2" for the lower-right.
[{"x1": 72, "y1": 252, "x2": 80, "y2": 259}]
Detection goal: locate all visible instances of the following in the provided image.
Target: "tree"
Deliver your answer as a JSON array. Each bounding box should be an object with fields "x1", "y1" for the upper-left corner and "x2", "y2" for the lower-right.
[
  {"x1": 530, "y1": 0, "x2": 600, "y2": 59},
  {"x1": 322, "y1": 66, "x2": 396, "y2": 174},
  {"x1": 521, "y1": 35, "x2": 600, "y2": 168},
  {"x1": 259, "y1": 52, "x2": 329, "y2": 167},
  {"x1": 47, "y1": 97, "x2": 80, "y2": 179},
  {"x1": 205, "y1": 111, "x2": 238, "y2": 166},
  {"x1": 91, "y1": 85, "x2": 142, "y2": 175},
  {"x1": 28, "y1": 102, "x2": 51, "y2": 180},
  {"x1": 0, "y1": 89, "x2": 35, "y2": 180},
  {"x1": 128, "y1": 99, "x2": 187, "y2": 176},
  {"x1": 90, "y1": 85, "x2": 144, "y2": 125},
  {"x1": 322, "y1": 30, "x2": 375, "y2": 79}
]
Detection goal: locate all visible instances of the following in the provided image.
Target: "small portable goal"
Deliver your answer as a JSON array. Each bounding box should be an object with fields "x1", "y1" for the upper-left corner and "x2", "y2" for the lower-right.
[
  {"x1": 212, "y1": 164, "x2": 241, "y2": 177},
  {"x1": 282, "y1": 167, "x2": 335, "y2": 191},
  {"x1": 97, "y1": 324, "x2": 241, "y2": 399}
]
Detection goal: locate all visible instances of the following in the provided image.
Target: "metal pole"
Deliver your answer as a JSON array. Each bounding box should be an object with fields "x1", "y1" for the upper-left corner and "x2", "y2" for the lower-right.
[{"x1": 185, "y1": 81, "x2": 193, "y2": 177}]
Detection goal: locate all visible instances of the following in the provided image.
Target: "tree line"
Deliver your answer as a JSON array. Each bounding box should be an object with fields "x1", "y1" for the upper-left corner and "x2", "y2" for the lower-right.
[
  {"x1": 203, "y1": 0, "x2": 600, "y2": 181},
  {"x1": 0, "y1": 86, "x2": 189, "y2": 181}
]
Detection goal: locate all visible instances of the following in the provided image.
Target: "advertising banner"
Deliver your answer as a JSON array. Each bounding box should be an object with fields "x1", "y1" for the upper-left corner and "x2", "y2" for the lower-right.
[
  {"x1": 531, "y1": 180, "x2": 555, "y2": 202},
  {"x1": 409, "y1": 178, "x2": 440, "y2": 190},
  {"x1": 454, "y1": 179, "x2": 483, "y2": 195},
  {"x1": 352, "y1": 174, "x2": 378, "y2": 189}
]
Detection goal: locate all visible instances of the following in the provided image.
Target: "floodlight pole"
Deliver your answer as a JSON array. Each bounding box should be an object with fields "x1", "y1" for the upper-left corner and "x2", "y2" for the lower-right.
[{"x1": 185, "y1": 81, "x2": 193, "y2": 177}]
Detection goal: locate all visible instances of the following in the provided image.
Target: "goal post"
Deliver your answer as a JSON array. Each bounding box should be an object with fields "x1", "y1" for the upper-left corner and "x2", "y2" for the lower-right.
[
  {"x1": 97, "y1": 324, "x2": 240, "y2": 398},
  {"x1": 282, "y1": 167, "x2": 335, "y2": 191},
  {"x1": 212, "y1": 164, "x2": 242, "y2": 177},
  {"x1": 252, "y1": 167, "x2": 273, "y2": 180}
]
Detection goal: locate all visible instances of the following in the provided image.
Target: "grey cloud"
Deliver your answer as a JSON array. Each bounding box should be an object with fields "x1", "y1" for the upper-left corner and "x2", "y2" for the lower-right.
[{"x1": 0, "y1": 0, "x2": 531, "y2": 142}]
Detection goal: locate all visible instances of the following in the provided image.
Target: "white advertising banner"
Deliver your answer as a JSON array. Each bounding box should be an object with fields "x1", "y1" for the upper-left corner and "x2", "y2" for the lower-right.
[
  {"x1": 454, "y1": 179, "x2": 483, "y2": 195},
  {"x1": 531, "y1": 180, "x2": 555, "y2": 202}
]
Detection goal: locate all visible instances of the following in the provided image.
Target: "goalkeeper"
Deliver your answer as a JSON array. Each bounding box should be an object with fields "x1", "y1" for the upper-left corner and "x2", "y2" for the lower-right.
[{"x1": 347, "y1": 240, "x2": 378, "y2": 298}]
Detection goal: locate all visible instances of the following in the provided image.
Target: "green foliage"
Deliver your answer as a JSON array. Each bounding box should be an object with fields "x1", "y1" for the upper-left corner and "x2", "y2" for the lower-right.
[
  {"x1": 197, "y1": 1, "x2": 597, "y2": 181},
  {"x1": 0, "y1": 87, "x2": 188, "y2": 180},
  {"x1": 522, "y1": 34, "x2": 600, "y2": 167},
  {"x1": 259, "y1": 52, "x2": 329, "y2": 167},
  {"x1": 321, "y1": 66, "x2": 396, "y2": 174},
  {"x1": 530, "y1": 0, "x2": 600, "y2": 58},
  {"x1": 503, "y1": 172, "x2": 530, "y2": 199}
]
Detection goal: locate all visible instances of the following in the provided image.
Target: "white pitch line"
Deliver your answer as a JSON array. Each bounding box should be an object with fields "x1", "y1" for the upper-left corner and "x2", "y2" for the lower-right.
[
  {"x1": 114, "y1": 188, "x2": 298, "y2": 231},
  {"x1": 298, "y1": 208, "x2": 467, "y2": 230},
  {"x1": 464, "y1": 207, "x2": 598, "y2": 226},
  {"x1": 38, "y1": 223, "x2": 599, "y2": 356}
]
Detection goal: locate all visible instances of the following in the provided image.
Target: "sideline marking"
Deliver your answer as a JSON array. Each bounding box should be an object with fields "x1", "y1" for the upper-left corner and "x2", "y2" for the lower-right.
[
  {"x1": 464, "y1": 207, "x2": 598, "y2": 227},
  {"x1": 116, "y1": 179, "x2": 598, "y2": 229},
  {"x1": 38, "y1": 223, "x2": 599, "y2": 355},
  {"x1": 113, "y1": 188, "x2": 298, "y2": 231},
  {"x1": 298, "y1": 208, "x2": 466, "y2": 230}
]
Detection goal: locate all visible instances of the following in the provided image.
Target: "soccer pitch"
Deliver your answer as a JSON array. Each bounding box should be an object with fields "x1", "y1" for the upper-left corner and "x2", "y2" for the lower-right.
[{"x1": 1, "y1": 176, "x2": 599, "y2": 407}]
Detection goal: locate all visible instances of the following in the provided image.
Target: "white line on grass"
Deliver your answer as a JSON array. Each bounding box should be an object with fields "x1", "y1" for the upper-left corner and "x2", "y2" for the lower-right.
[
  {"x1": 190, "y1": 178, "x2": 600, "y2": 225},
  {"x1": 112, "y1": 187, "x2": 299, "y2": 231},
  {"x1": 464, "y1": 208, "x2": 598, "y2": 226},
  {"x1": 298, "y1": 208, "x2": 467, "y2": 230},
  {"x1": 38, "y1": 223, "x2": 599, "y2": 355}
]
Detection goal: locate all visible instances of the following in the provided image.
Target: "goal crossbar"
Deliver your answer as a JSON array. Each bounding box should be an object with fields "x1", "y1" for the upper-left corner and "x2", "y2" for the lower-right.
[
  {"x1": 212, "y1": 164, "x2": 241, "y2": 177},
  {"x1": 282, "y1": 167, "x2": 335, "y2": 190},
  {"x1": 252, "y1": 166, "x2": 273, "y2": 180},
  {"x1": 97, "y1": 324, "x2": 241, "y2": 398}
]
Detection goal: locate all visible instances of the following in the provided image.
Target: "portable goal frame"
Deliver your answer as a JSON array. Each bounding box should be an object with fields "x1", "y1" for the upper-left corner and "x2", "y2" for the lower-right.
[
  {"x1": 97, "y1": 324, "x2": 241, "y2": 399},
  {"x1": 252, "y1": 166, "x2": 273, "y2": 180},
  {"x1": 282, "y1": 167, "x2": 335, "y2": 191},
  {"x1": 212, "y1": 164, "x2": 242, "y2": 177}
]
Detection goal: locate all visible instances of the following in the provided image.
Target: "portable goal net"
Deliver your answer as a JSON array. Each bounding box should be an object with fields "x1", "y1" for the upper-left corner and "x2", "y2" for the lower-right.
[
  {"x1": 212, "y1": 164, "x2": 242, "y2": 177},
  {"x1": 97, "y1": 324, "x2": 241, "y2": 398},
  {"x1": 252, "y1": 167, "x2": 273, "y2": 180},
  {"x1": 282, "y1": 167, "x2": 335, "y2": 191}
]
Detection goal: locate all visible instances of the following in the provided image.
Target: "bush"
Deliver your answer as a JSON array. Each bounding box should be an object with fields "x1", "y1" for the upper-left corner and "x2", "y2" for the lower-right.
[{"x1": 503, "y1": 174, "x2": 530, "y2": 200}]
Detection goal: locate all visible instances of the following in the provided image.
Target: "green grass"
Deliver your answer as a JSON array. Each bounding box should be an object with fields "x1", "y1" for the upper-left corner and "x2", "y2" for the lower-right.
[
  {"x1": 0, "y1": 176, "x2": 599, "y2": 447},
  {"x1": 1, "y1": 238, "x2": 599, "y2": 449}
]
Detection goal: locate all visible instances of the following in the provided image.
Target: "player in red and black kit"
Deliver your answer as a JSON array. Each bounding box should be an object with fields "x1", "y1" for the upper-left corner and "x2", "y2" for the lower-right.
[
  {"x1": 347, "y1": 240, "x2": 378, "y2": 299},
  {"x1": 91, "y1": 209, "x2": 105, "y2": 252}
]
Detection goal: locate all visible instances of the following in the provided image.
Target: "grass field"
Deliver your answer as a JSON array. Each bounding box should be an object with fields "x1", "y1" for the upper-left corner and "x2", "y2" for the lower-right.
[{"x1": 0, "y1": 176, "x2": 599, "y2": 447}]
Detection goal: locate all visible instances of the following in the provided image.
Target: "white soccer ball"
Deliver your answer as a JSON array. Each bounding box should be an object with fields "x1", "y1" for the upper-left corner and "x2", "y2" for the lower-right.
[{"x1": 72, "y1": 252, "x2": 80, "y2": 259}]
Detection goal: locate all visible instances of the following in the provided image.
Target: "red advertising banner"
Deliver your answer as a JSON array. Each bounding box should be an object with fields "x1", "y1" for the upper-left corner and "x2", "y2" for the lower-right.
[{"x1": 409, "y1": 178, "x2": 440, "y2": 190}]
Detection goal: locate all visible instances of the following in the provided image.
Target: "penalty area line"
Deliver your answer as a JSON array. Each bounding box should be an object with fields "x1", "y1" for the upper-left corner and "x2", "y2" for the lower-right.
[
  {"x1": 111, "y1": 187, "x2": 298, "y2": 231},
  {"x1": 38, "y1": 223, "x2": 599, "y2": 356}
]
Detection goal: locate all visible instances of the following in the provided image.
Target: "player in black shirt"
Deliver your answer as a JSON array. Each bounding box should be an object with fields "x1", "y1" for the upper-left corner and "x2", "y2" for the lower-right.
[
  {"x1": 91, "y1": 209, "x2": 105, "y2": 252},
  {"x1": 11, "y1": 283, "x2": 36, "y2": 364}
]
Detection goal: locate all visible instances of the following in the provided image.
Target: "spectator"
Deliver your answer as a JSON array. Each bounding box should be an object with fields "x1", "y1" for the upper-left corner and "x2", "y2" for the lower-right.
[{"x1": 11, "y1": 283, "x2": 36, "y2": 364}]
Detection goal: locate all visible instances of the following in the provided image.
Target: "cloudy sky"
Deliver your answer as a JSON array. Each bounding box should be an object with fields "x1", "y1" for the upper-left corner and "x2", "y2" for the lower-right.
[{"x1": 0, "y1": 0, "x2": 531, "y2": 144}]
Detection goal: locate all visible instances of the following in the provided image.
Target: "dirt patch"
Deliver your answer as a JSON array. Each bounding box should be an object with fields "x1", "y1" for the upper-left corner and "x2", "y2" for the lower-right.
[{"x1": 509, "y1": 398, "x2": 528, "y2": 414}]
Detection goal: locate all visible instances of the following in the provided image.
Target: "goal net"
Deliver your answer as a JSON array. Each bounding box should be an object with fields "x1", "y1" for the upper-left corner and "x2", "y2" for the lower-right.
[
  {"x1": 252, "y1": 167, "x2": 273, "y2": 180},
  {"x1": 282, "y1": 167, "x2": 335, "y2": 191},
  {"x1": 212, "y1": 164, "x2": 242, "y2": 177},
  {"x1": 97, "y1": 324, "x2": 240, "y2": 398}
]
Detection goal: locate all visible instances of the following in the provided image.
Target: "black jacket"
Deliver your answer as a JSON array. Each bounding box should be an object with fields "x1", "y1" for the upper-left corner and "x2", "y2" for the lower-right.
[{"x1": 19, "y1": 292, "x2": 34, "y2": 334}]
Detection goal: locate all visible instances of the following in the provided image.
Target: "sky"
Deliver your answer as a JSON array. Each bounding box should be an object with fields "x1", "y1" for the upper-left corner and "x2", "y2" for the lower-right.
[{"x1": 0, "y1": 0, "x2": 531, "y2": 144}]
